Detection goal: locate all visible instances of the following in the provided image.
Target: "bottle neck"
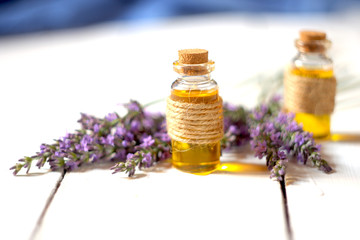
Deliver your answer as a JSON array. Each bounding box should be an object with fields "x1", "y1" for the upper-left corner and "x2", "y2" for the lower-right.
[
  {"x1": 294, "y1": 42, "x2": 332, "y2": 68},
  {"x1": 297, "y1": 51, "x2": 328, "y2": 58},
  {"x1": 295, "y1": 39, "x2": 331, "y2": 54},
  {"x1": 177, "y1": 74, "x2": 212, "y2": 83},
  {"x1": 292, "y1": 50, "x2": 333, "y2": 71},
  {"x1": 173, "y1": 60, "x2": 215, "y2": 77}
]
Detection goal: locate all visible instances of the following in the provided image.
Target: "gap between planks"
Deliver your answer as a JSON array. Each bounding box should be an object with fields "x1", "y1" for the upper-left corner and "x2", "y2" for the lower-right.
[
  {"x1": 280, "y1": 179, "x2": 293, "y2": 240},
  {"x1": 30, "y1": 170, "x2": 66, "y2": 240}
]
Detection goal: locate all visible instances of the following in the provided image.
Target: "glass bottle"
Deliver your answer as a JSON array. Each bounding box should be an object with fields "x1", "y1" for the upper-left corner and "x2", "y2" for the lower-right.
[
  {"x1": 169, "y1": 49, "x2": 221, "y2": 175},
  {"x1": 290, "y1": 30, "x2": 334, "y2": 138}
]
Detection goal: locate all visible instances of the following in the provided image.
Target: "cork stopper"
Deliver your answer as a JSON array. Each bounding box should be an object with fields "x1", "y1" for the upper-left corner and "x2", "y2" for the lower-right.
[
  {"x1": 299, "y1": 30, "x2": 327, "y2": 42},
  {"x1": 178, "y1": 49, "x2": 208, "y2": 64},
  {"x1": 296, "y1": 30, "x2": 329, "y2": 53}
]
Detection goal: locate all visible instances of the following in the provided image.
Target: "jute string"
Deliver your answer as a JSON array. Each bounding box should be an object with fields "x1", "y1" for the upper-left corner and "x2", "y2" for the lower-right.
[
  {"x1": 284, "y1": 70, "x2": 336, "y2": 115},
  {"x1": 166, "y1": 97, "x2": 223, "y2": 144}
]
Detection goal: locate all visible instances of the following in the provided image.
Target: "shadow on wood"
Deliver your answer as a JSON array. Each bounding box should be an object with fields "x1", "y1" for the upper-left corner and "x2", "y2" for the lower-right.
[
  {"x1": 142, "y1": 159, "x2": 172, "y2": 173},
  {"x1": 15, "y1": 171, "x2": 51, "y2": 177},
  {"x1": 72, "y1": 161, "x2": 115, "y2": 172}
]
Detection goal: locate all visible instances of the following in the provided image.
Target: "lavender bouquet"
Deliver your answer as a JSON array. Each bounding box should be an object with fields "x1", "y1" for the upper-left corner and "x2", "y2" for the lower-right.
[
  {"x1": 10, "y1": 101, "x2": 171, "y2": 177},
  {"x1": 10, "y1": 98, "x2": 332, "y2": 180},
  {"x1": 248, "y1": 98, "x2": 332, "y2": 180}
]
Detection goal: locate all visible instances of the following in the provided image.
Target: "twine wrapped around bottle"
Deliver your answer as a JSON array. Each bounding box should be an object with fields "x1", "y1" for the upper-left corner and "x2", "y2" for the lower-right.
[
  {"x1": 284, "y1": 70, "x2": 336, "y2": 115},
  {"x1": 166, "y1": 97, "x2": 223, "y2": 144}
]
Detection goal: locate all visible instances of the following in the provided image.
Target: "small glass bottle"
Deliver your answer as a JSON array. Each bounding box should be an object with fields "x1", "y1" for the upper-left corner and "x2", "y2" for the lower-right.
[
  {"x1": 169, "y1": 49, "x2": 222, "y2": 175},
  {"x1": 289, "y1": 30, "x2": 334, "y2": 138}
]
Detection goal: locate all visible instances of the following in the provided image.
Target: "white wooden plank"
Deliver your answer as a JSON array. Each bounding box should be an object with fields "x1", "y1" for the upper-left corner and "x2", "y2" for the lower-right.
[
  {"x1": 36, "y1": 152, "x2": 287, "y2": 240},
  {"x1": 0, "y1": 66, "x2": 65, "y2": 240},
  {"x1": 0, "y1": 39, "x2": 70, "y2": 239},
  {"x1": 0, "y1": 160, "x2": 62, "y2": 240},
  {"x1": 286, "y1": 108, "x2": 360, "y2": 240}
]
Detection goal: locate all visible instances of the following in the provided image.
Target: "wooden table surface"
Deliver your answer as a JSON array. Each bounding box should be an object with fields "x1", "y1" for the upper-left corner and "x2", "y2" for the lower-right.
[{"x1": 1, "y1": 12, "x2": 360, "y2": 240}]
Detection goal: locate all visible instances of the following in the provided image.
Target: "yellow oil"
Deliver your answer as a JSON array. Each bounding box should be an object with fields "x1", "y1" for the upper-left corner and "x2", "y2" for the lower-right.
[
  {"x1": 170, "y1": 88, "x2": 221, "y2": 175},
  {"x1": 291, "y1": 67, "x2": 333, "y2": 138},
  {"x1": 218, "y1": 162, "x2": 268, "y2": 174}
]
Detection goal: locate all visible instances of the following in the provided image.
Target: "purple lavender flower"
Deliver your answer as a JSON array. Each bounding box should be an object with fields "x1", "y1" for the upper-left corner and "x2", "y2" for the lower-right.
[
  {"x1": 264, "y1": 122, "x2": 275, "y2": 132},
  {"x1": 297, "y1": 152, "x2": 305, "y2": 164},
  {"x1": 65, "y1": 160, "x2": 78, "y2": 171},
  {"x1": 319, "y1": 162, "x2": 332, "y2": 173},
  {"x1": 158, "y1": 149, "x2": 171, "y2": 161},
  {"x1": 48, "y1": 158, "x2": 60, "y2": 171},
  {"x1": 270, "y1": 132, "x2": 282, "y2": 146},
  {"x1": 59, "y1": 138, "x2": 71, "y2": 151},
  {"x1": 75, "y1": 144, "x2": 81, "y2": 151},
  {"x1": 79, "y1": 113, "x2": 99, "y2": 130},
  {"x1": 140, "y1": 136, "x2": 155, "y2": 148},
  {"x1": 125, "y1": 101, "x2": 140, "y2": 112},
  {"x1": 106, "y1": 135, "x2": 115, "y2": 146},
  {"x1": 272, "y1": 95, "x2": 282, "y2": 102},
  {"x1": 126, "y1": 153, "x2": 134, "y2": 160},
  {"x1": 222, "y1": 104, "x2": 250, "y2": 149},
  {"x1": 89, "y1": 153, "x2": 99, "y2": 163},
  {"x1": 294, "y1": 132, "x2": 305, "y2": 146},
  {"x1": 105, "y1": 113, "x2": 117, "y2": 122},
  {"x1": 250, "y1": 126, "x2": 260, "y2": 138},
  {"x1": 223, "y1": 103, "x2": 237, "y2": 111},
  {"x1": 228, "y1": 125, "x2": 239, "y2": 135},
  {"x1": 130, "y1": 120, "x2": 141, "y2": 132},
  {"x1": 125, "y1": 132, "x2": 134, "y2": 142},
  {"x1": 93, "y1": 124, "x2": 100, "y2": 133},
  {"x1": 124, "y1": 154, "x2": 137, "y2": 176},
  {"x1": 80, "y1": 135, "x2": 93, "y2": 152},
  {"x1": 253, "y1": 104, "x2": 268, "y2": 121},
  {"x1": 10, "y1": 164, "x2": 21, "y2": 175},
  {"x1": 155, "y1": 132, "x2": 171, "y2": 142},
  {"x1": 142, "y1": 153, "x2": 152, "y2": 168},
  {"x1": 252, "y1": 140, "x2": 267, "y2": 159},
  {"x1": 116, "y1": 126, "x2": 126, "y2": 136},
  {"x1": 36, "y1": 157, "x2": 45, "y2": 168},
  {"x1": 115, "y1": 149, "x2": 127, "y2": 161},
  {"x1": 40, "y1": 144, "x2": 47, "y2": 154},
  {"x1": 122, "y1": 140, "x2": 129, "y2": 147},
  {"x1": 275, "y1": 113, "x2": 288, "y2": 125},
  {"x1": 285, "y1": 121, "x2": 301, "y2": 132},
  {"x1": 143, "y1": 117, "x2": 154, "y2": 129},
  {"x1": 111, "y1": 162, "x2": 125, "y2": 174},
  {"x1": 277, "y1": 150, "x2": 287, "y2": 160}
]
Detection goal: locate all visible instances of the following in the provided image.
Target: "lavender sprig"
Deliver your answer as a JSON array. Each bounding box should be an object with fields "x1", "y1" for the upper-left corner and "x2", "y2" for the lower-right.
[
  {"x1": 249, "y1": 97, "x2": 332, "y2": 180},
  {"x1": 110, "y1": 135, "x2": 171, "y2": 176},
  {"x1": 221, "y1": 103, "x2": 250, "y2": 149},
  {"x1": 10, "y1": 101, "x2": 171, "y2": 176}
]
